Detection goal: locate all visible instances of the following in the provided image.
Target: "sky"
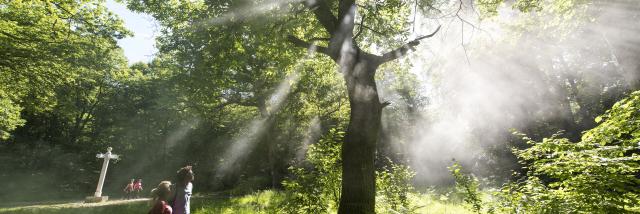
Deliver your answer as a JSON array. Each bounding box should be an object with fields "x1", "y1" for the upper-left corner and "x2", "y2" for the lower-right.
[{"x1": 105, "y1": 0, "x2": 158, "y2": 64}]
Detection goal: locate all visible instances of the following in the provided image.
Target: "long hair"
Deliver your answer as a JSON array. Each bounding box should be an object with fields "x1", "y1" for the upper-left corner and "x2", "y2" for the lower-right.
[
  {"x1": 150, "y1": 181, "x2": 172, "y2": 201},
  {"x1": 176, "y1": 165, "x2": 194, "y2": 186}
]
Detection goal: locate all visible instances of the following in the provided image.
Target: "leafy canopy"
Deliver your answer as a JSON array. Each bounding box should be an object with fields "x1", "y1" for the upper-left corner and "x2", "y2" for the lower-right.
[{"x1": 0, "y1": 0, "x2": 130, "y2": 139}]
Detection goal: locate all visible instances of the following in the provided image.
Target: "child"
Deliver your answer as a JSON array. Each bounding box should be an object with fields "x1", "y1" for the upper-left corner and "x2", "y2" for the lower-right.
[
  {"x1": 123, "y1": 179, "x2": 135, "y2": 200},
  {"x1": 149, "y1": 181, "x2": 172, "y2": 214},
  {"x1": 171, "y1": 166, "x2": 194, "y2": 214},
  {"x1": 133, "y1": 179, "x2": 143, "y2": 198}
]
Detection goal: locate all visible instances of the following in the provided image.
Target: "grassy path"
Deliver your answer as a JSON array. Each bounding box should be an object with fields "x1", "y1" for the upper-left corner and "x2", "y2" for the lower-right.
[
  {"x1": 0, "y1": 198, "x2": 149, "y2": 211},
  {"x1": 0, "y1": 193, "x2": 256, "y2": 214},
  {"x1": 0, "y1": 198, "x2": 151, "y2": 214},
  {"x1": 0, "y1": 191, "x2": 472, "y2": 214}
]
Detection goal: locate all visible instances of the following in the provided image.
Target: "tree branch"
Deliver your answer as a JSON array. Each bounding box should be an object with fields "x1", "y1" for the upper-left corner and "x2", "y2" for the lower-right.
[
  {"x1": 51, "y1": 2, "x2": 98, "y2": 32},
  {"x1": 354, "y1": 23, "x2": 385, "y2": 36},
  {"x1": 309, "y1": 37, "x2": 330, "y2": 42},
  {"x1": 381, "y1": 101, "x2": 391, "y2": 108},
  {"x1": 378, "y1": 25, "x2": 441, "y2": 64},
  {"x1": 287, "y1": 35, "x2": 332, "y2": 57},
  {"x1": 305, "y1": 0, "x2": 338, "y2": 34},
  {"x1": 353, "y1": 13, "x2": 366, "y2": 40}
]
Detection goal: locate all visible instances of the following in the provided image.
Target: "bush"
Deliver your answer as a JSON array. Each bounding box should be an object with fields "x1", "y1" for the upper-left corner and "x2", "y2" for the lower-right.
[
  {"x1": 494, "y1": 91, "x2": 640, "y2": 213},
  {"x1": 283, "y1": 128, "x2": 419, "y2": 213},
  {"x1": 376, "y1": 159, "x2": 417, "y2": 213},
  {"x1": 282, "y1": 128, "x2": 343, "y2": 213},
  {"x1": 228, "y1": 176, "x2": 271, "y2": 196},
  {"x1": 449, "y1": 162, "x2": 483, "y2": 213}
]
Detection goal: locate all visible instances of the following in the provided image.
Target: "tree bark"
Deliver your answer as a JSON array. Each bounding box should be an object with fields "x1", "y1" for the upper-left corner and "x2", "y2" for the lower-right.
[
  {"x1": 338, "y1": 52, "x2": 381, "y2": 214},
  {"x1": 288, "y1": 3, "x2": 439, "y2": 212}
]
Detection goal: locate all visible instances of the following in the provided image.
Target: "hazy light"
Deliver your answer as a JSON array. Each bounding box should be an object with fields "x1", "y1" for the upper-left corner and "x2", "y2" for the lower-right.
[
  {"x1": 196, "y1": 0, "x2": 302, "y2": 27},
  {"x1": 295, "y1": 116, "x2": 322, "y2": 162},
  {"x1": 215, "y1": 62, "x2": 305, "y2": 177},
  {"x1": 380, "y1": 0, "x2": 640, "y2": 184}
]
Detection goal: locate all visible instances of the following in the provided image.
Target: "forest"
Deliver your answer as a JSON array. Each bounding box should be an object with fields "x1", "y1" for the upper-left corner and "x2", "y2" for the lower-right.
[{"x1": 1, "y1": 0, "x2": 639, "y2": 213}]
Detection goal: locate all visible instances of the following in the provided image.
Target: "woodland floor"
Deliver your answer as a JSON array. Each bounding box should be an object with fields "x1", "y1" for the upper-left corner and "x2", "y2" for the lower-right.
[{"x1": 0, "y1": 191, "x2": 472, "y2": 214}]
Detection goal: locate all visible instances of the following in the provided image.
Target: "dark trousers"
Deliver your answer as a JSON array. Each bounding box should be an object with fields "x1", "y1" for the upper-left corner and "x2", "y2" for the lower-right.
[{"x1": 125, "y1": 191, "x2": 134, "y2": 199}]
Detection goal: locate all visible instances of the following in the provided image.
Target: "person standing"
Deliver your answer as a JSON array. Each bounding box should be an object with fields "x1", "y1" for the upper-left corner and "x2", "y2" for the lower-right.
[{"x1": 171, "y1": 166, "x2": 194, "y2": 214}]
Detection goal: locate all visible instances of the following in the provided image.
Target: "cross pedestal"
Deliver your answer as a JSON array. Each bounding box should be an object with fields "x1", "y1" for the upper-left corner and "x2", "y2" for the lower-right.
[{"x1": 85, "y1": 147, "x2": 119, "y2": 203}]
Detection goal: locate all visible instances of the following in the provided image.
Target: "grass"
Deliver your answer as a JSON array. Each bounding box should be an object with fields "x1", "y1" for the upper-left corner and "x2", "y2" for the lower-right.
[
  {"x1": 0, "y1": 199, "x2": 148, "y2": 214},
  {"x1": 410, "y1": 192, "x2": 474, "y2": 214},
  {"x1": 0, "y1": 190, "x2": 473, "y2": 214}
]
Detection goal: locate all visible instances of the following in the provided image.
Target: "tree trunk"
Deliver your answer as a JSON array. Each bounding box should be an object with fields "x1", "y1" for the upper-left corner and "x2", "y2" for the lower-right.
[
  {"x1": 287, "y1": 3, "x2": 437, "y2": 211},
  {"x1": 338, "y1": 53, "x2": 381, "y2": 214}
]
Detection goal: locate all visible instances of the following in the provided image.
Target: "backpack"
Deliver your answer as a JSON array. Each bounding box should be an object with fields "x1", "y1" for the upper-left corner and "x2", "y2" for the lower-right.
[{"x1": 148, "y1": 200, "x2": 172, "y2": 214}]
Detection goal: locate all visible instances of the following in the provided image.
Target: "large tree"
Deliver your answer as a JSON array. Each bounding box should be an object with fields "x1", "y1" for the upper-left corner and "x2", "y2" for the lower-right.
[
  {"x1": 128, "y1": 0, "x2": 440, "y2": 212},
  {"x1": 285, "y1": 2, "x2": 440, "y2": 213}
]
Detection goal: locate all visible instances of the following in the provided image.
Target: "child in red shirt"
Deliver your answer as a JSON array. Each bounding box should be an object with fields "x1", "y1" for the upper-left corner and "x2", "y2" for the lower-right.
[
  {"x1": 123, "y1": 179, "x2": 134, "y2": 200},
  {"x1": 133, "y1": 179, "x2": 143, "y2": 198}
]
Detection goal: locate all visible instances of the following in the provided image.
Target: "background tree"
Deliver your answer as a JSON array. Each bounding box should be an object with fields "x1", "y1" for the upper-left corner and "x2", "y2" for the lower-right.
[
  {"x1": 0, "y1": 0, "x2": 130, "y2": 139},
  {"x1": 0, "y1": 0, "x2": 131, "y2": 200}
]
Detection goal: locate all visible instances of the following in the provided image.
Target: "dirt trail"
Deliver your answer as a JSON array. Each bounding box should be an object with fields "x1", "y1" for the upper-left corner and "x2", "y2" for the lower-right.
[{"x1": 0, "y1": 198, "x2": 149, "y2": 211}]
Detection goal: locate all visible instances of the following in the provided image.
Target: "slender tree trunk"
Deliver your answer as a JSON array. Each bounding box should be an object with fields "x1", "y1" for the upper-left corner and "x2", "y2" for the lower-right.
[{"x1": 338, "y1": 54, "x2": 381, "y2": 214}]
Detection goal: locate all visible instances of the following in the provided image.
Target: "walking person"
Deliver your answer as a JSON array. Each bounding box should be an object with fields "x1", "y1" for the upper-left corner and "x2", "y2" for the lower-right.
[
  {"x1": 134, "y1": 178, "x2": 143, "y2": 198},
  {"x1": 123, "y1": 179, "x2": 135, "y2": 200}
]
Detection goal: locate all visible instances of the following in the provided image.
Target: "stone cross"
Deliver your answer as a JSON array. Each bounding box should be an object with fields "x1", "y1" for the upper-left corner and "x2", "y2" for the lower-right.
[{"x1": 86, "y1": 147, "x2": 119, "y2": 203}]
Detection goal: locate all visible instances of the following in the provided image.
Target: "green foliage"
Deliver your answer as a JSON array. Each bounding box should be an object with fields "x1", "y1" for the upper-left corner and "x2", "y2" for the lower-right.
[
  {"x1": 354, "y1": 0, "x2": 413, "y2": 51},
  {"x1": 0, "y1": 91, "x2": 24, "y2": 139},
  {"x1": 494, "y1": 91, "x2": 640, "y2": 213},
  {"x1": 449, "y1": 163, "x2": 483, "y2": 213},
  {"x1": 228, "y1": 177, "x2": 272, "y2": 196},
  {"x1": 476, "y1": 0, "x2": 503, "y2": 17},
  {"x1": 376, "y1": 160, "x2": 417, "y2": 213},
  {"x1": 283, "y1": 128, "x2": 420, "y2": 213},
  {"x1": 512, "y1": 0, "x2": 542, "y2": 13},
  {"x1": 2, "y1": 0, "x2": 353, "y2": 200},
  {"x1": 0, "y1": 0, "x2": 129, "y2": 138},
  {"x1": 476, "y1": 0, "x2": 583, "y2": 17},
  {"x1": 282, "y1": 128, "x2": 343, "y2": 213},
  {"x1": 203, "y1": 190, "x2": 286, "y2": 214},
  {"x1": 0, "y1": 0, "x2": 141, "y2": 200}
]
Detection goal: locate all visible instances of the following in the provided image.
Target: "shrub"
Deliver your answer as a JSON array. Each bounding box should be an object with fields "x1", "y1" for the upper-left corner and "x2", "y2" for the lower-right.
[
  {"x1": 376, "y1": 159, "x2": 417, "y2": 213},
  {"x1": 283, "y1": 128, "x2": 419, "y2": 213},
  {"x1": 494, "y1": 91, "x2": 640, "y2": 213},
  {"x1": 449, "y1": 162, "x2": 483, "y2": 213},
  {"x1": 282, "y1": 128, "x2": 343, "y2": 213}
]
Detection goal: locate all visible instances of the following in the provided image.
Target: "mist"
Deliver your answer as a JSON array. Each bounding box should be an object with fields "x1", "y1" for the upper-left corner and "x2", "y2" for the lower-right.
[
  {"x1": 375, "y1": 0, "x2": 640, "y2": 185},
  {"x1": 215, "y1": 71, "x2": 301, "y2": 177}
]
